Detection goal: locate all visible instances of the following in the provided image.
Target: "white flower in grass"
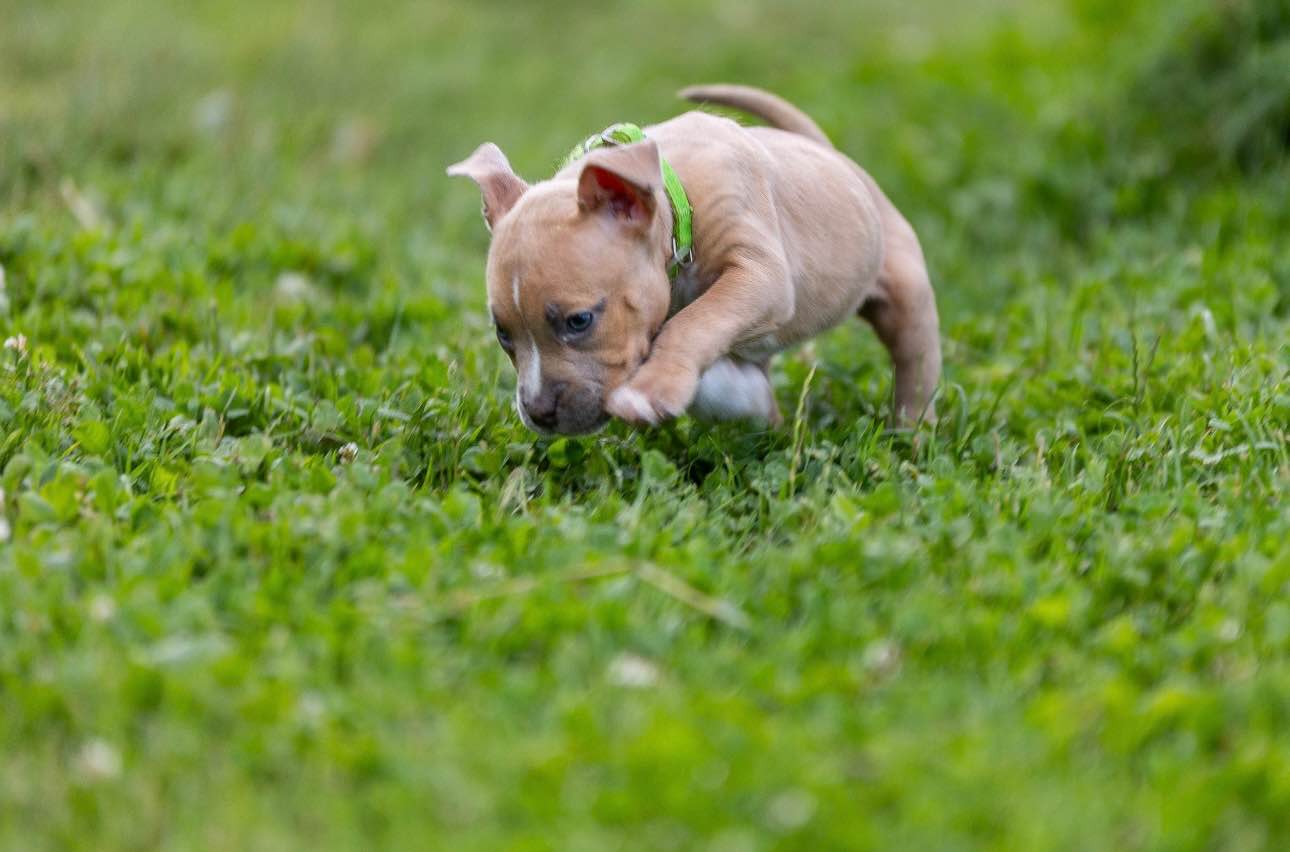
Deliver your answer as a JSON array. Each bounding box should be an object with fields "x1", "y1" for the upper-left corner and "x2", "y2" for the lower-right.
[
  {"x1": 75, "y1": 738, "x2": 122, "y2": 781},
  {"x1": 338, "y1": 442, "x2": 359, "y2": 463},
  {"x1": 767, "y1": 788, "x2": 817, "y2": 830},
  {"x1": 3, "y1": 333, "x2": 27, "y2": 356},
  {"x1": 275, "y1": 271, "x2": 313, "y2": 302},
  {"x1": 193, "y1": 88, "x2": 234, "y2": 135},
  {"x1": 607, "y1": 652, "x2": 659, "y2": 688},
  {"x1": 89, "y1": 594, "x2": 117, "y2": 623},
  {"x1": 1218, "y1": 618, "x2": 1242, "y2": 642}
]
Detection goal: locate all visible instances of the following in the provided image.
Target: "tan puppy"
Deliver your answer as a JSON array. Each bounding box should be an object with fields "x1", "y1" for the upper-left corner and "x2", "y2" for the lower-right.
[{"x1": 448, "y1": 85, "x2": 940, "y2": 435}]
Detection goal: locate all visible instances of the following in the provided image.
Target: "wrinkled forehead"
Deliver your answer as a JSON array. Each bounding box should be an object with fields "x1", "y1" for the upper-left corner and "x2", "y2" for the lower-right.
[
  {"x1": 485, "y1": 185, "x2": 625, "y2": 318},
  {"x1": 485, "y1": 187, "x2": 573, "y2": 311}
]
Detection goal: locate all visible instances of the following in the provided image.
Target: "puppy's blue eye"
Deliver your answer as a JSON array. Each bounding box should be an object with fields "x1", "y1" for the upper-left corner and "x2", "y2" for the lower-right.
[
  {"x1": 495, "y1": 325, "x2": 514, "y2": 350},
  {"x1": 565, "y1": 311, "x2": 594, "y2": 334}
]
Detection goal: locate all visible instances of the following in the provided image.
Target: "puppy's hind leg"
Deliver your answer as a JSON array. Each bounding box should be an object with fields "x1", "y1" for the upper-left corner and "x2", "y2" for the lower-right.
[
  {"x1": 689, "y1": 357, "x2": 782, "y2": 426},
  {"x1": 858, "y1": 217, "x2": 941, "y2": 425}
]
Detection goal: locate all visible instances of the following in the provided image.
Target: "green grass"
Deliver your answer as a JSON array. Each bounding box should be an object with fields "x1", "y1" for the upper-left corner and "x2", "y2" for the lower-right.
[{"x1": 2, "y1": 0, "x2": 1288, "y2": 848}]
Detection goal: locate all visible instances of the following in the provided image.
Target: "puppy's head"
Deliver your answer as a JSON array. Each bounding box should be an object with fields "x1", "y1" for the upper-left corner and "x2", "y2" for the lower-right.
[{"x1": 448, "y1": 140, "x2": 674, "y2": 435}]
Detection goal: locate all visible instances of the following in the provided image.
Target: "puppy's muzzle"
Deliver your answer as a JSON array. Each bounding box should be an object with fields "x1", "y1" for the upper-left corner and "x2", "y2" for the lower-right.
[
  {"x1": 521, "y1": 381, "x2": 565, "y2": 431},
  {"x1": 521, "y1": 381, "x2": 607, "y2": 436}
]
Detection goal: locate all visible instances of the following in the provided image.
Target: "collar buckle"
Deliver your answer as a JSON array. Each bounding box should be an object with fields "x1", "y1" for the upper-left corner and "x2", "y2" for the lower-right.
[{"x1": 671, "y1": 237, "x2": 694, "y2": 271}]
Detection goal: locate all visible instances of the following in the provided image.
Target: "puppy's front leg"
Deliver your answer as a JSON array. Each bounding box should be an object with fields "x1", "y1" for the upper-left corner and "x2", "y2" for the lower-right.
[{"x1": 608, "y1": 256, "x2": 791, "y2": 427}]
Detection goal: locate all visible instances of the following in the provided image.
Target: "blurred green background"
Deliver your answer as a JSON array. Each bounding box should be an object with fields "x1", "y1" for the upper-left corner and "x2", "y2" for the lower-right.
[{"x1": 1, "y1": 0, "x2": 1288, "y2": 849}]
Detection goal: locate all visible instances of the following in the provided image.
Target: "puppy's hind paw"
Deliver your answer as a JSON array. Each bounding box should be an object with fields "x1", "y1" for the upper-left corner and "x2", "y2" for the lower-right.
[{"x1": 689, "y1": 357, "x2": 779, "y2": 425}]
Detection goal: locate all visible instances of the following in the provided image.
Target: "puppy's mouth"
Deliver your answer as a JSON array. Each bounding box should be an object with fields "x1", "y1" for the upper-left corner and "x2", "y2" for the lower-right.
[
  {"x1": 523, "y1": 413, "x2": 609, "y2": 438},
  {"x1": 558, "y1": 412, "x2": 610, "y2": 437},
  {"x1": 516, "y1": 391, "x2": 610, "y2": 437}
]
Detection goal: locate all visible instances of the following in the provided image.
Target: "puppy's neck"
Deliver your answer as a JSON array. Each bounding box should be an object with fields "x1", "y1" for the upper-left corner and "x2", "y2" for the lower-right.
[{"x1": 655, "y1": 191, "x2": 704, "y2": 319}]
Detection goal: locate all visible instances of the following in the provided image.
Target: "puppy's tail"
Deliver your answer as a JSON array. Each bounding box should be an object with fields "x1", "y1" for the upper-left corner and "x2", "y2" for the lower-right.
[{"x1": 679, "y1": 84, "x2": 833, "y2": 149}]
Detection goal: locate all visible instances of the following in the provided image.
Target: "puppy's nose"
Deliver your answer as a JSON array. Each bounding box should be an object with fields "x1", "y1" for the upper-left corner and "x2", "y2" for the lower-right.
[
  {"x1": 527, "y1": 403, "x2": 558, "y2": 431},
  {"x1": 523, "y1": 382, "x2": 565, "y2": 430}
]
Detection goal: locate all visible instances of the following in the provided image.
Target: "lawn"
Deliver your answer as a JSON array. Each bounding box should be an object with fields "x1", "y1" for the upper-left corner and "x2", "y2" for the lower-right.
[{"x1": 1, "y1": 0, "x2": 1288, "y2": 848}]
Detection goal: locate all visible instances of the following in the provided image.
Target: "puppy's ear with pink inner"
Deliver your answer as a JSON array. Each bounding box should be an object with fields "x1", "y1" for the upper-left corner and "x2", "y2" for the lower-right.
[
  {"x1": 447, "y1": 143, "x2": 529, "y2": 232},
  {"x1": 577, "y1": 140, "x2": 661, "y2": 231}
]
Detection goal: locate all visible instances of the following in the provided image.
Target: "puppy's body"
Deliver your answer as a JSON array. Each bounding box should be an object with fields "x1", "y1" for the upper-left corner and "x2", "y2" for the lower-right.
[
  {"x1": 449, "y1": 85, "x2": 941, "y2": 434},
  {"x1": 619, "y1": 113, "x2": 883, "y2": 347}
]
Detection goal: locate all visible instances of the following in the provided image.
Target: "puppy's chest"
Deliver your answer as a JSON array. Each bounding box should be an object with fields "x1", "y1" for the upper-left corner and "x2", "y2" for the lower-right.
[{"x1": 668, "y1": 264, "x2": 707, "y2": 318}]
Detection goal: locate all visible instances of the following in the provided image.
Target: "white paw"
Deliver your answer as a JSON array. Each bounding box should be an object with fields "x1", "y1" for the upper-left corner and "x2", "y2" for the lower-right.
[
  {"x1": 607, "y1": 385, "x2": 660, "y2": 426},
  {"x1": 689, "y1": 358, "x2": 776, "y2": 422}
]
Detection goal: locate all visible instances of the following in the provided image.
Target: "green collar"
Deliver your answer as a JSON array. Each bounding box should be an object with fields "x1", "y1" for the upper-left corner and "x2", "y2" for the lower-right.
[{"x1": 559, "y1": 123, "x2": 694, "y2": 278}]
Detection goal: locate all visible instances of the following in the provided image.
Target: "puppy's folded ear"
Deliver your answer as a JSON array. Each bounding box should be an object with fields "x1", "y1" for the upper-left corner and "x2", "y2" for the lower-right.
[
  {"x1": 577, "y1": 140, "x2": 661, "y2": 231},
  {"x1": 447, "y1": 143, "x2": 529, "y2": 232}
]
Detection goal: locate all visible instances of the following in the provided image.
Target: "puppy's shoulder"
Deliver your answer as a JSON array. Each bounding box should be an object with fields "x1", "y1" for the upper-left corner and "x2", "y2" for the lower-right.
[{"x1": 649, "y1": 111, "x2": 763, "y2": 158}]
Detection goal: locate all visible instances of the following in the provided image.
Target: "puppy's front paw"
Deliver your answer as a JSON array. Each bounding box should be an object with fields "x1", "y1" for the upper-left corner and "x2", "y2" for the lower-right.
[
  {"x1": 606, "y1": 385, "x2": 663, "y2": 427},
  {"x1": 605, "y1": 360, "x2": 699, "y2": 428}
]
